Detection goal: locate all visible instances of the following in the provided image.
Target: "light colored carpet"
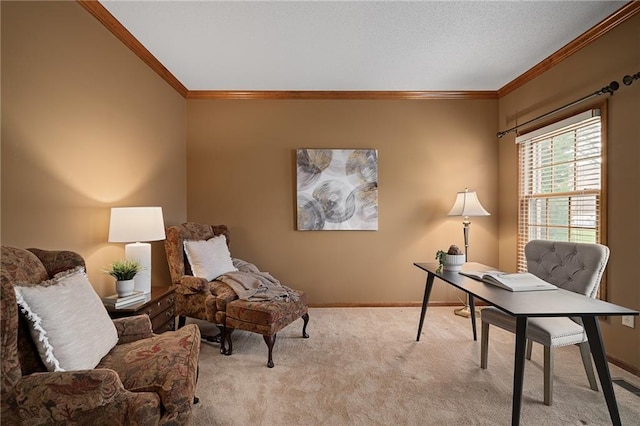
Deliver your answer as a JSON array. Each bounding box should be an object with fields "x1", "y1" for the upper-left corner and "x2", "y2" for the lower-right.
[{"x1": 189, "y1": 307, "x2": 640, "y2": 425}]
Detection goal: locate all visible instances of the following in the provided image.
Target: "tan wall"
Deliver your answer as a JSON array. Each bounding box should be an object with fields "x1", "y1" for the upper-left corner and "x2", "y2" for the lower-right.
[
  {"x1": 3, "y1": 0, "x2": 636, "y2": 371},
  {"x1": 498, "y1": 14, "x2": 640, "y2": 369},
  {"x1": 1, "y1": 1, "x2": 187, "y2": 295},
  {"x1": 187, "y1": 99, "x2": 499, "y2": 305}
]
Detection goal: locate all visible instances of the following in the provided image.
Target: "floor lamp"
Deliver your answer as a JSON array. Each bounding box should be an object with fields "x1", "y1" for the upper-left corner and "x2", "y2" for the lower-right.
[{"x1": 447, "y1": 188, "x2": 490, "y2": 318}]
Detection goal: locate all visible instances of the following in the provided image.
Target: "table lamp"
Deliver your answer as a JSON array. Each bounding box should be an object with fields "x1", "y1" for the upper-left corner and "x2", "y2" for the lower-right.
[
  {"x1": 108, "y1": 207, "x2": 166, "y2": 294},
  {"x1": 447, "y1": 188, "x2": 490, "y2": 317}
]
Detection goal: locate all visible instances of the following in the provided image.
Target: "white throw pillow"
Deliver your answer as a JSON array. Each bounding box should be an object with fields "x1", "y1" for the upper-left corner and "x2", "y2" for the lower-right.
[
  {"x1": 184, "y1": 235, "x2": 238, "y2": 281},
  {"x1": 14, "y1": 268, "x2": 119, "y2": 372}
]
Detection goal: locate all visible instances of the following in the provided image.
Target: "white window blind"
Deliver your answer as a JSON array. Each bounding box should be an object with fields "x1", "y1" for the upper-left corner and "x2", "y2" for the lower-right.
[{"x1": 517, "y1": 109, "x2": 604, "y2": 273}]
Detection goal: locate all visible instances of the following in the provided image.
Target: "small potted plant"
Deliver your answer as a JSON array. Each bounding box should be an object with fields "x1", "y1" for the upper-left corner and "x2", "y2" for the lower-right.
[
  {"x1": 105, "y1": 259, "x2": 143, "y2": 297},
  {"x1": 436, "y1": 245, "x2": 465, "y2": 273}
]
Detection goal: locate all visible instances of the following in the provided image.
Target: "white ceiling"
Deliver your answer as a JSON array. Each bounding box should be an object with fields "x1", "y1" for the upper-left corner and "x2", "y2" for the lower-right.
[{"x1": 99, "y1": 1, "x2": 627, "y2": 91}]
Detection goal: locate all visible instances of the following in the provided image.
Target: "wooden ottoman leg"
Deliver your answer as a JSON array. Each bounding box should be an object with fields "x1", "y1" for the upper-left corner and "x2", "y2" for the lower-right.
[
  {"x1": 221, "y1": 327, "x2": 234, "y2": 356},
  {"x1": 194, "y1": 365, "x2": 200, "y2": 405},
  {"x1": 302, "y1": 313, "x2": 310, "y2": 338},
  {"x1": 263, "y1": 334, "x2": 277, "y2": 368},
  {"x1": 219, "y1": 325, "x2": 226, "y2": 354}
]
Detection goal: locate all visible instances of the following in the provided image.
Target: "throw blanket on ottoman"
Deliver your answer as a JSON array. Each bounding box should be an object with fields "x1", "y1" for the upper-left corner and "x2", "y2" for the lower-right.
[{"x1": 218, "y1": 259, "x2": 300, "y2": 302}]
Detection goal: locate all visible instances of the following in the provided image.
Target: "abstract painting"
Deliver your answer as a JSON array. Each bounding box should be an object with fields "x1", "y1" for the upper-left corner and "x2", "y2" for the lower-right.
[{"x1": 296, "y1": 149, "x2": 378, "y2": 231}]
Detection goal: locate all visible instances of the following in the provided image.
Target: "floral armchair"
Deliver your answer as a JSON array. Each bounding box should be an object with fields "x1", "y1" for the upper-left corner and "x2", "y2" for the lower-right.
[
  {"x1": 1, "y1": 246, "x2": 201, "y2": 425},
  {"x1": 164, "y1": 223, "x2": 239, "y2": 339}
]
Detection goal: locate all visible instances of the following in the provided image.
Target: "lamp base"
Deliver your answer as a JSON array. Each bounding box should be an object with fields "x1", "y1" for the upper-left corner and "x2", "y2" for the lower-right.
[
  {"x1": 124, "y1": 242, "x2": 152, "y2": 294},
  {"x1": 454, "y1": 305, "x2": 481, "y2": 318},
  {"x1": 454, "y1": 305, "x2": 472, "y2": 318}
]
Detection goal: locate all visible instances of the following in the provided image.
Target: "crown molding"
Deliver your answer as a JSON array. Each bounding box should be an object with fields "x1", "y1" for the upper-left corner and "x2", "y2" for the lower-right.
[
  {"x1": 79, "y1": 1, "x2": 637, "y2": 100},
  {"x1": 498, "y1": 1, "x2": 640, "y2": 98},
  {"x1": 186, "y1": 91, "x2": 498, "y2": 100},
  {"x1": 77, "y1": 0, "x2": 188, "y2": 97}
]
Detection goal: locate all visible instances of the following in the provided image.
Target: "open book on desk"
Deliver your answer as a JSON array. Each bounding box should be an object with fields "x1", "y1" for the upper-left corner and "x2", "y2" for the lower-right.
[{"x1": 459, "y1": 270, "x2": 558, "y2": 292}]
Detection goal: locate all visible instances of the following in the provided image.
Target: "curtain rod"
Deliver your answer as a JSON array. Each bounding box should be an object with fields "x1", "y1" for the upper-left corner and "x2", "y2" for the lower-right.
[
  {"x1": 496, "y1": 80, "x2": 620, "y2": 139},
  {"x1": 497, "y1": 71, "x2": 640, "y2": 139}
]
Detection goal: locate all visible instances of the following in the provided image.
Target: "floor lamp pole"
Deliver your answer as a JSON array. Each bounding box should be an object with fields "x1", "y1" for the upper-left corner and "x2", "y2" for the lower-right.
[
  {"x1": 447, "y1": 188, "x2": 489, "y2": 319},
  {"x1": 454, "y1": 217, "x2": 473, "y2": 318}
]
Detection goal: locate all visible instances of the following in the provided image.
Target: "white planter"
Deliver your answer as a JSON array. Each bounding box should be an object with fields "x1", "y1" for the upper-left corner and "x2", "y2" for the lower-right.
[
  {"x1": 443, "y1": 254, "x2": 466, "y2": 272},
  {"x1": 116, "y1": 279, "x2": 135, "y2": 297}
]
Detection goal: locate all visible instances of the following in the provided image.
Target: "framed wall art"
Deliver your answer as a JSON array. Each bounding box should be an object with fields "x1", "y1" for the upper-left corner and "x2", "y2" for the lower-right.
[{"x1": 296, "y1": 149, "x2": 378, "y2": 231}]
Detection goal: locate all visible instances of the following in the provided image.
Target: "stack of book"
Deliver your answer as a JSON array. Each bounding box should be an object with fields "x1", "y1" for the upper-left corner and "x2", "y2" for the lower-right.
[{"x1": 102, "y1": 290, "x2": 146, "y2": 308}]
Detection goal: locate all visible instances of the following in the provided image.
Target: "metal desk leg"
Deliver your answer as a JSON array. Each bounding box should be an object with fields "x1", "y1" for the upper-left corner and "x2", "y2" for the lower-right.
[
  {"x1": 469, "y1": 295, "x2": 477, "y2": 341},
  {"x1": 582, "y1": 316, "x2": 622, "y2": 426},
  {"x1": 512, "y1": 317, "x2": 528, "y2": 426},
  {"x1": 416, "y1": 273, "x2": 435, "y2": 342}
]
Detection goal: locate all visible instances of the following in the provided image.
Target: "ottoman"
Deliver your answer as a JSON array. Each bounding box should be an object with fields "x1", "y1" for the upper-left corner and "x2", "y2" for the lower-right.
[{"x1": 221, "y1": 293, "x2": 309, "y2": 368}]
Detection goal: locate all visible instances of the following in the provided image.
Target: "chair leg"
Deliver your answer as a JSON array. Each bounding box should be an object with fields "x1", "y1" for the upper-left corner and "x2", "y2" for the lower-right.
[
  {"x1": 579, "y1": 341, "x2": 599, "y2": 391},
  {"x1": 544, "y1": 346, "x2": 554, "y2": 406},
  {"x1": 481, "y1": 321, "x2": 489, "y2": 369},
  {"x1": 263, "y1": 334, "x2": 277, "y2": 368},
  {"x1": 219, "y1": 326, "x2": 226, "y2": 354},
  {"x1": 526, "y1": 339, "x2": 533, "y2": 360},
  {"x1": 220, "y1": 327, "x2": 233, "y2": 356},
  {"x1": 302, "y1": 313, "x2": 310, "y2": 338},
  {"x1": 193, "y1": 365, "x2": 200, "y2": 405}
]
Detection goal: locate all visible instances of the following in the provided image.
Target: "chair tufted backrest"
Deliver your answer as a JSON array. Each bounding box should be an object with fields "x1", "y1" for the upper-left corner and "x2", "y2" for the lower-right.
[
  {"x1": 525, "y1": 240, "x2": 609, "y2": 298},
  {"x1": 164, "y1": 223, "x2": 231, "y2": 284}
]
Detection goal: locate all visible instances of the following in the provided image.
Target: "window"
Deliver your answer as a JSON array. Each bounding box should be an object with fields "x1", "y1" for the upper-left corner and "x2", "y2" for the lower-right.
[{"x1": 516, "y1": 107, "x2": 606, "y2": 294}]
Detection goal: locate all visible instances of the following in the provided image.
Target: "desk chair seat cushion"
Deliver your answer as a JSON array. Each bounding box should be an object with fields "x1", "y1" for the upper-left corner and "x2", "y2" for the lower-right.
[{"x1": 481, "y1": 307, "x2": 587, "y2": 347}]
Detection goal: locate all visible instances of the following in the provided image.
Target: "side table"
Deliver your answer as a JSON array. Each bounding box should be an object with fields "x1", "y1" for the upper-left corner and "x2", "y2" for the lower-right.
[{"x1": 106, "y1": 286, "x2": 176, "y2": 334}]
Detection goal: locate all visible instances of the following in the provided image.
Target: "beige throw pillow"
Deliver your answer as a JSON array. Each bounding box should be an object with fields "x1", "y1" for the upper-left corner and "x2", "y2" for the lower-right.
[
  {"x1": 14, "y1": 268, "x2": 119, "y2": 372},
  {"x1": 184, "y1": 235, "x2": 238, "y2": 281}
]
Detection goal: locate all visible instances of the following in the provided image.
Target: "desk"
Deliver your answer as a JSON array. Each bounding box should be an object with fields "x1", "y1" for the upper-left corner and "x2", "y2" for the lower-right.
[{"x1": 414, "y1": 262, "x2": 639, "y2": 426}]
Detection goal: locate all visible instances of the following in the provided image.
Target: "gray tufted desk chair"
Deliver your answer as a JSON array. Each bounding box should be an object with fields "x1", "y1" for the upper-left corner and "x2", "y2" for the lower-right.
[{"x1": 480, "y1": 240, "x2": 610, "y2": 406}]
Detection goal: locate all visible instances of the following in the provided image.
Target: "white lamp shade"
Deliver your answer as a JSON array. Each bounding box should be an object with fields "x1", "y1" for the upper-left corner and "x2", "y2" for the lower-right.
[
  {"x1": 108, "y1": 207, "x2": 166, "y2": 243},
  {"x1": 447, "y1": 190, "x2": 490, "y2": 217}
]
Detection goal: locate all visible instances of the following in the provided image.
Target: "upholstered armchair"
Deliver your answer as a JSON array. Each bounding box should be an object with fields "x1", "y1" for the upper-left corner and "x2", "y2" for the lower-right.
[
  {"x1": 165, "y1": 222, "x2": 309, "y2": 367},
  {"x1": 480, "y1": 240, "x2": 609, "y2": 406},
  {"x1": 164, "y1": 222, "x2": 238, "y2": 340},
  {"x1": 1, "y1": 246, "x2": 201, "y2": 425}
]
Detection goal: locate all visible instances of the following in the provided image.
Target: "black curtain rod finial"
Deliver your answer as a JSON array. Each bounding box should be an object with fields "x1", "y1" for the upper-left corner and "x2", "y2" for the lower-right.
[
  {"x1": 623, "y1": 72, "x2": 640, "y2": 86},
  {"x1": 596, "y1": 81, "x2": 620, "y2": 96}
]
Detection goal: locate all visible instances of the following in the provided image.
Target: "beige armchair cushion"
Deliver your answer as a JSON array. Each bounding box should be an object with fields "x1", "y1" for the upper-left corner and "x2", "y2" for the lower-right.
[
  {"x1": 183, "y1": 235, "x2": 237, "y2": 281},
  {"x1": 14, "y1": 268, "x2": 118, "y2": 372}
]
